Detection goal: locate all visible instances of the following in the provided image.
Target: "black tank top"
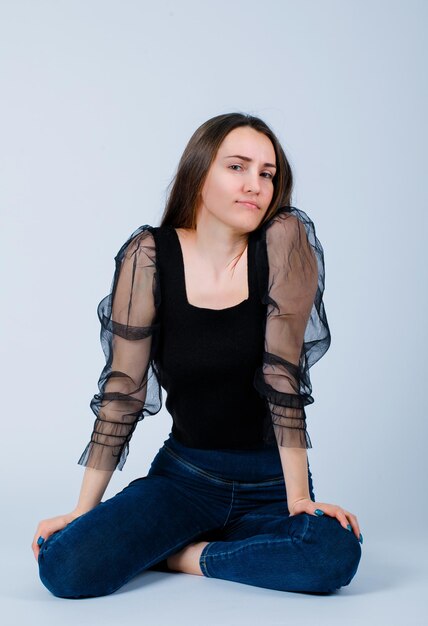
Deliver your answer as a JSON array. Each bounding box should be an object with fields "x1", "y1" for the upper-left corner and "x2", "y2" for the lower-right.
[{"x1": 152, "y1": 224, "x2": 270, "y2": 449}]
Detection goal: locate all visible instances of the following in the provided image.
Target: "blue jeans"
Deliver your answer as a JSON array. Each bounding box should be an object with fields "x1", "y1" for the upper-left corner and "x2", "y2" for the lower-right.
[{"x1": 38, "y1": 432, "x2": 362, "y2": 598}]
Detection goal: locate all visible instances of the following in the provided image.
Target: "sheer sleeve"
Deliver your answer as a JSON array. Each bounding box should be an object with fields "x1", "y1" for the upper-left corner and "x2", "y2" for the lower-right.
[
  {"x1": 77, "y1": 225, "x2": 162, "y2": 472},
  {"x1": 254, "y1": 206, "x2": 331, "y2": 448}
]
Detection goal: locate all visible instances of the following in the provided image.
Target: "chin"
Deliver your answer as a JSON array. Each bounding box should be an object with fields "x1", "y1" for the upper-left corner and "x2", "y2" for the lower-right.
[{"x1": 235, "y1": 217, "x2": 261, "y2": 235}]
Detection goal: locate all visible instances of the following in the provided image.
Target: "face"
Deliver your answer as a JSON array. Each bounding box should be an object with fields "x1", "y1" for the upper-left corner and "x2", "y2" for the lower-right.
[{"x1": 197, "y1": 126, "x2": 277, "y2": 232}]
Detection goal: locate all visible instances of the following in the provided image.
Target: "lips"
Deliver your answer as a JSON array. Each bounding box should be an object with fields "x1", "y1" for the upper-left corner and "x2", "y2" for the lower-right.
[{"x1": 237, "y1": 200, "x2": 260, "y2": 210}]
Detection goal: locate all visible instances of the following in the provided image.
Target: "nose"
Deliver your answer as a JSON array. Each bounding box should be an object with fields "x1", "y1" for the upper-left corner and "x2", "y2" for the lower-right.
[{"x1": 243, "y1": 168, "x2": 261, "y2": 193}]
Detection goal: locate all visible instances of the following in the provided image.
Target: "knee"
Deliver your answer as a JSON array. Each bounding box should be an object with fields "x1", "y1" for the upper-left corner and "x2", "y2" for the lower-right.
[
  {"x1": 311, "y1": 516, "x2": 362, "y2": 592},
  {"x1": 38, "y1": 531, "x2": 114, "y2": 599}
]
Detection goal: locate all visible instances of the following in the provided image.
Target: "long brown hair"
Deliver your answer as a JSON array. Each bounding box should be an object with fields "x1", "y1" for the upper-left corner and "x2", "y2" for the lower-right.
[{"x1": 159, "y1": 112, "x2": 293, "y2": 230}]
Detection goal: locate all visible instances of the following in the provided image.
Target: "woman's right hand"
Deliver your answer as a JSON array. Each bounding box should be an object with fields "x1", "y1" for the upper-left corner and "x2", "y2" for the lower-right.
[
  {"x1": 32, "y1": 509, "x2": 85, "y2": 562},
  {"x1": 32, "y1": 466, "x2": 114, "y2": 562}
]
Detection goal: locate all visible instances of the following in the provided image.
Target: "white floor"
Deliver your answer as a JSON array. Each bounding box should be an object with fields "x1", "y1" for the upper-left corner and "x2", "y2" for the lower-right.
[{"x1": 3, "y1": 533, "x2": 427, "y2": 626}]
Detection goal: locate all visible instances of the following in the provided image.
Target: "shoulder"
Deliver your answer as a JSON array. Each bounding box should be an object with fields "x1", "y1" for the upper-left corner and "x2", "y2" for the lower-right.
[
  {"x1": 260, "y1": 205, "x2": 315, "y2": 248},
  {"x1": 113, "y1": 224, "x2": 158, "y2": 264}
]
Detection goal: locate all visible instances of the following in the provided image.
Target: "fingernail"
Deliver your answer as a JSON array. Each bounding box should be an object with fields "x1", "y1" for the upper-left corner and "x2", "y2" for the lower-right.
[
  {"x1": 359, "y1": 533, "x2": 363, "y2": 544},
  {"x1": 347, "y1": 524, "x2": 352, "y2": 532},
  {"x1": 314, "y1": 509, "x2": 324, "y2": 516},
  {"x1": 37, "y1": 536, "x2": 45, "y2": 546}
]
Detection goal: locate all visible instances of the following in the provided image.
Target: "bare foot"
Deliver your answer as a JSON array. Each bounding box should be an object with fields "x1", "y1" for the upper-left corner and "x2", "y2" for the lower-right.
[{"x1": 167, "y1": 541, "x2": 209, "y2": 576}]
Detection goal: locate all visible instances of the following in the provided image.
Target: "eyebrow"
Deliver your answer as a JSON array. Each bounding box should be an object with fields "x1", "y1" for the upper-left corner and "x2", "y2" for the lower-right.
[{"x1": 224, "y1": 154, "x2": 277, "y2": 169}]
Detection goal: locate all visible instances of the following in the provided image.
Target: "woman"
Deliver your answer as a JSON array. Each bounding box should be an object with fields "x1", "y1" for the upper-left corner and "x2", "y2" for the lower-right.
[{"x1": 32, "y1": 112, "x2": 362, "y2": 598}]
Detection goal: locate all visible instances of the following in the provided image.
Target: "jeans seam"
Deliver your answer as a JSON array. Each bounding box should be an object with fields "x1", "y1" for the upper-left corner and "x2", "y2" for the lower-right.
[
  {"x1": 162, "y1": 446, "x2": 234, "y2": 485},
  {"x1": 162, "y1": 445, "x2": 285, "y2": 486},
  {"x1": 200, "y1": 535, "x2": 297, "y2": 578},
  {"x1": 199, "y1": 541, "x2": 216, "y2": 577},
  {"x1": 221, "y1": 480, "x2": 235, "y2": 528}
]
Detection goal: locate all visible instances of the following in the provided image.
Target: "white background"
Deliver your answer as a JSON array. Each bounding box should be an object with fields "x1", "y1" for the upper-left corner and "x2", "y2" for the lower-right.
[{"x1": 1, "y1": 0, "x2": 427, "y2": 624}]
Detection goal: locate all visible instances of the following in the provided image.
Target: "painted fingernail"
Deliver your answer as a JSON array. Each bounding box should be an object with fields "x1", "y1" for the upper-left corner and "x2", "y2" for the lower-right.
[
  {"x1": 314, "y1": 509, "x2": 324, "y2": 516},
  {"x1": 37, "y1": 536, "x2": 45, "y2": 546},
  {"x1": 359, "y1": 533, "x2": 363, "y2": 544},
  {"x1": 347, "y1": 524, "x2": 352, "y2": 532}
]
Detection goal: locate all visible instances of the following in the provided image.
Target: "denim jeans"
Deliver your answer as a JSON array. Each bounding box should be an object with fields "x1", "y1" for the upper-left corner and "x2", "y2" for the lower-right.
[{"x1": 38, "y1": 432, "x2": 362, "y2": 598}]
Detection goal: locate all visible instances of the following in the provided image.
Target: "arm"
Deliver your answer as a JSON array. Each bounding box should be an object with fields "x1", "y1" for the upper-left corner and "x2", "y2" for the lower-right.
[
  {"x1": 77, "y1": 226, "x2": 162, "y2": 473},
  {"x1": 254, "y1": 208, "x2": 330, "y2": 498},
  {"x1": 279, "y1": 441, "x2": 362, "y2": 544},
  {"x1": 277, "y1": 446, "x2": 310, "y2": 508},
  {"x1": 255, "y1": 209, "x2": 321, "y2": 448},
  {"x1": 73, "y1": 466, "x2": 115, "y2": 514},
  {"x1": 32, "y1": 228, "x2": 162, "y2": 560},
  {"x1": 265, "y1": 213, "x2": 318, "y2": 449},
  {"x1": 265, "y1": 214, "x2": 317, "y2": 501},
  {"x1": 253, "y1": 209, "x2": 362, "y2": 541}
]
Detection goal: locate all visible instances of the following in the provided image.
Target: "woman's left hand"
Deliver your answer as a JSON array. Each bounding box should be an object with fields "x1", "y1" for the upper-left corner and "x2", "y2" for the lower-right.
[{"x1": 288, "y1": 498, "x2": 362, "y2": 543}]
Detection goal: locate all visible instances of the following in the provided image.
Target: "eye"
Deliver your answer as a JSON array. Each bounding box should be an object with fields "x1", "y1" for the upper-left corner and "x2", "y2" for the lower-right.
[
  {"x1": 228, "y1": 164, "x2": 274, "y2": 179},
  {"x1": 228, "y1": 164, "x2": 243, "y2": 171}
]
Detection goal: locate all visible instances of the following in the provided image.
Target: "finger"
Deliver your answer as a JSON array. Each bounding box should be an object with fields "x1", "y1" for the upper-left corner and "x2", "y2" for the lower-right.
[
  {"x1": 32, "y1": 538, "x2": 42, "y2": 562},
  {"x1": 314, "y1": 503, "x2": 333, "y2": 516},
  {"x1": 340, "y1": 513, "x2": 361, "y2": 541},
  {"x1": 32, "y1": 530, "x2": 44, "y2": 548},
  {"x1": 32, "y1": 533, "x2": 41, "y2": 559},
  {"x1": 336, "y1": 510, "x2": 350, "y2": 530},
  {"x1": 313, "y1": 508, "x2": 325, "y2": 516},
  {"x1": 346, "y1": 513, "x2": 361, "y2": 539},
  {"x1": 32, "y1": 527, "x2": 47, "y2": 561},
  {"x1": 31, "y1": 539, "x2": 37, "y2": 561}
]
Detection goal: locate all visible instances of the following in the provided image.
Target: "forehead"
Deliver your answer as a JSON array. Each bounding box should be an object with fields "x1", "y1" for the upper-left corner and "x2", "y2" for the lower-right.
[{"x1": 217, "y1": 126, "x2": 276, "y2": 161}]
